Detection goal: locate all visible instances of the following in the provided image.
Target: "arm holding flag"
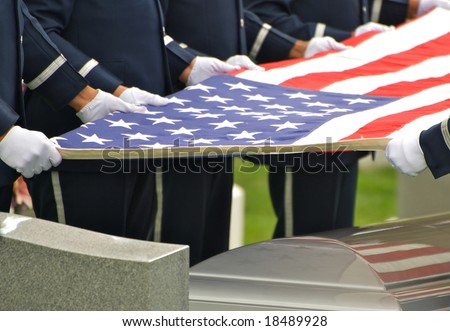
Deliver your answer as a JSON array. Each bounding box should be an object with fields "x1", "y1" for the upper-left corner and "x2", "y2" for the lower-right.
[
  {"x1": 0, "y1": 1, "x2": 148, "y2": 180},
  {"x1": 244, "y1": 9, "x2": 350, "y2": 61},
  {"x1": 387, "y1": 117, "x2": 450, "y2": 178}
]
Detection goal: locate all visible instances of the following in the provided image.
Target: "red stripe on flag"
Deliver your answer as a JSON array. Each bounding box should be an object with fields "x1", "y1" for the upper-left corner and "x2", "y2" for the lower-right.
[
  {"x1": 367, "y1": 72, "x2": 450, "y2": 97},
  {"x1": 340, "y1": 99, "x2": 450, "y2": 141},
  {"x1": 279, "y1": 33, "x2": 450, "y2": 91}
]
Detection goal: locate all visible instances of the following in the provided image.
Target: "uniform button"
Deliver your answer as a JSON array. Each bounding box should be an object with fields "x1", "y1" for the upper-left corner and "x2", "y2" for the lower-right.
[{"x1": 240, "y1": 18, "x2": 244, "y2": 28}]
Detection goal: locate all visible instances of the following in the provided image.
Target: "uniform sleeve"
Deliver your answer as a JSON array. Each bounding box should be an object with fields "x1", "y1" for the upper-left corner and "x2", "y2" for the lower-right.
[
  {"x1": 164, "y1": 35, "x2": 198, "y2": 82},
  {"x1": 243, "y1": 0, "x2": 352, "y2": 41},
  {"x1": 21, "y1": 2, "x2": 88, "y2": 111},
  {"x1": 244, "y1": 10, "x2": 296, "y2": 63},
  {"x1": 0, "y1": 100, "x2": 19, "y2": 137},
  {"x1": 419, "y1": 117, "x2": 450, "y2": 178},
  {"x1": 23, "y1": 0, "x2": 122, "y2": 94},
  {"x1": 369, "y1": 0, "x2": 409, "y2": 26}
]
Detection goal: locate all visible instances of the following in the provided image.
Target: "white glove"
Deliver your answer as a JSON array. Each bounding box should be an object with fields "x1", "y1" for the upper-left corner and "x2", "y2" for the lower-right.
[
  {"x1": 385, "y1": 132, "x2": 427, "y2": 176},
  {"x1": 304, "y1": 37, "x2": 351, "y2": 58},
  {"x1": 418, "y1": 0, "x2": 450, "y2": 16},
  {"x1": 76, "y1": 89, "x2": 147, "y2": 123},
  {"x1": 119, "y1": 87, "x2": 169, "y2": 106},
  {"x1": 0, "y1": 126, "x2": 62, "y2": 178},
  {"x1": 354, "y1": 22, "x2": 395, "y2": 37},
  {"x1": 187, "y1": 56, "x2": 240, "y2": 86},
  {"x1": 226, "y1": 55, "x2": 265, "y2": 71}
]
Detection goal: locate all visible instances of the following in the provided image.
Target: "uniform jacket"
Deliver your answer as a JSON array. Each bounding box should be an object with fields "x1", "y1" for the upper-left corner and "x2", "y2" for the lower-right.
[
  {"x1": 24, "y1": 0, "x2": 195, "y2": 137},
  {"x1": 420, "y1": 117, "x2": 450, "y2": 179},
  {"x1": 0, "y1": 0, "x2": 87, "y2": 186},
  {"x1": 243, "y1": 0, "x2": 409, "y2": 41},
  {"x1": 161, "y1": 0, "x2": 298, "y2": 64}
]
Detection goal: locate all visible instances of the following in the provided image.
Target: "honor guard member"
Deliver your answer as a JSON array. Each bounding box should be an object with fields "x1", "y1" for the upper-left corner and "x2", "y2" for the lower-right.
[
  {"x1": 159, "y1": 0, "x2": 349, "y2": 265},
  {"x1": 0, "y1": 0, "x2": 139, "y2": 212},
  {"x1": 387, "y1": 117, "x2": 450, "y2": 179},
  {"x1": 23, "y1": 0, "x2": 248, "y2": 242}
]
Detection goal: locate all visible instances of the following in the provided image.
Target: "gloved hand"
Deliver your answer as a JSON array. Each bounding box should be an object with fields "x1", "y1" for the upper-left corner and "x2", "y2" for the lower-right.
[
  {"x1": 304, "y1": 37, "x2": 352, "y2": 58},
  {"x1": 385, "y1": 131, "x2": 427, "y2": 176},
  {"x1": 0, "y1": 126, "x2": 62, "y2": 178},
  {"x1": 76, "y1": 89, "x2": 147, "y2": 123},
  {"x1": 354, "y1": 22, "x2": 395, "y2": 37},
  {"x1": 226, "y1": 55, "x2": 265, "y2": 71},
  {"x1": 418, "y1": 0, "x2": 450, "y2": 16},
  {"x1": 187, "y1": 56, "x2": 240, "y2": 86},
  {"x1": 119, "y1": 87, "x2": 169, "y2": 106}
]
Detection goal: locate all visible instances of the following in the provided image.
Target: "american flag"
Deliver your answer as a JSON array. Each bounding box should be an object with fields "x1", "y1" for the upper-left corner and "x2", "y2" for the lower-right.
[{"x1": 55, "y1": 8, "x2": 450, "y2": 159}]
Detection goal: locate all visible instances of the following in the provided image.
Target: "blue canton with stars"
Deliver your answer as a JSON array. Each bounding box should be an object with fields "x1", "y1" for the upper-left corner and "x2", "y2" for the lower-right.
[{"x1": 55, "y1": 75, "x2": 397, "y2": 152}]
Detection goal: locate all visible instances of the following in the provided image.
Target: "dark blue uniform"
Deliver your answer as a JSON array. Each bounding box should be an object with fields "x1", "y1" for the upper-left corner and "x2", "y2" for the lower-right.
[
  {"x1": 244, "y1": 0, "x2": 409, "y2": 41},
  {"x1": 24, "y1": 0, "x2": 195, "y2": 239},
  {"x1": 420, "y1": 117, "x2": 450, "y2": 179},
  {"x1": 242, "y1": 0, "x2": 410, "y2": 238},
  {"x1": 0, "y1": 0, "x2": 87, "y2": 211},
  {"x1": 161, "y1": 0, "x2": 304, "y2": 265}
]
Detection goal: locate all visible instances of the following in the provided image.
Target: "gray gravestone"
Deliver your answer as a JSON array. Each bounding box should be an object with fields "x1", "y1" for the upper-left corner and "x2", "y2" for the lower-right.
[{"x1": 0, "y1": 212, "x2": 189, "y2": 310}]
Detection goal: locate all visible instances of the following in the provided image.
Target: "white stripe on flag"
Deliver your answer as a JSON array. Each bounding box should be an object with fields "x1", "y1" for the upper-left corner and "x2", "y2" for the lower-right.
[
  {"x1": 236, "y1": 8, "x2": 450, "y2": 86},
  {"x1": 322, "y1": 55, "x2": 450, "y2": 95},
  {"x1": 388, "y1": 109, "x2": 450, "y2": 139},
  {"x1": 294, "y1": 83, "x2": 450, "y2": 145}
]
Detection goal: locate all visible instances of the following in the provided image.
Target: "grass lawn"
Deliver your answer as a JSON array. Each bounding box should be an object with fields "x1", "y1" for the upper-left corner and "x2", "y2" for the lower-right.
[{"x1": 233, "y1": 157, "x2": 398, "y2": 245}]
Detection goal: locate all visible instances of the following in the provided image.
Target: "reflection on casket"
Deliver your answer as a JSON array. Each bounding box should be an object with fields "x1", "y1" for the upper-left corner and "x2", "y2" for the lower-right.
[{"x1": 190, "y1": 213, "x2": 450, "y2": 311}]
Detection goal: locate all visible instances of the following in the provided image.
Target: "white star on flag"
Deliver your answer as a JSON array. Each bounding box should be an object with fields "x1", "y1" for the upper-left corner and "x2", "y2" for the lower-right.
[
  {"x1": 77, "y1": 133, "x2": 112, "y2": 145},
  {"x1": 271, "y1": 121, "x2": 305, "y2": 131},
  {"x1": 225, "y1": 82, "x2": 258, "y2": 91},
  {"x1": 186, "y1": 84, "x2": 216, "y2": 93},
  {"x1": 105, "y1": 119, "x2": 139, "y2": 130},
  {"x1": 302, "y1": 101, "x2": 335, "y2": 108},
  {"x1": 323, "y1": 107, "x2": 353, "y2": 113},
  {"x1": 228, "y1": 130, "x2": 262, "y2": 140},
  {"x1": 168, "y1": 96, "x2": 191, "y2": 105},
  {"x1": 147, "y1": 116, "x2": 182, "y2": 125},
  {"x1": 218, "y1": 105, "x2": 251, "y2": 112},
  {"x1": 284, "y1": 92, "x2": 317, "y2": 99},
  {"x1": 122, "y1": 132, "x2": 156, "y2": 141},
  {"x1": 200, "y1": 95, "x2": 233, "y2": 104},
  {"x1": 166, "y1": 127, "x2": 201, "y2": 135},
  {"x1": 209, "y1": 120, "x2": 244, "y2": 129},
  {"x1": 344, "y1": 98, "x2": 377, "y2": 105},
  {"x1": 191, "y1": 113, "x2": 226, "y2": 119},
  {"x1": 175, "y1": 107, "x2": 208, "y2": 113},
  {"x1": 254, "y1": 114, "x2": 287, "y2": 121},
  {"x1": 185, "y1": 138, "x2": 220, "y2": 145},
  {"x1": 260, "y1": 104, "x2": 294, "y2": 111},
  {"x1": 280, "y1": 110, "x2": 327, "y2": 117},
  {"x1": 243, "y1": 94, "x2": 275, "y2": 102}
]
